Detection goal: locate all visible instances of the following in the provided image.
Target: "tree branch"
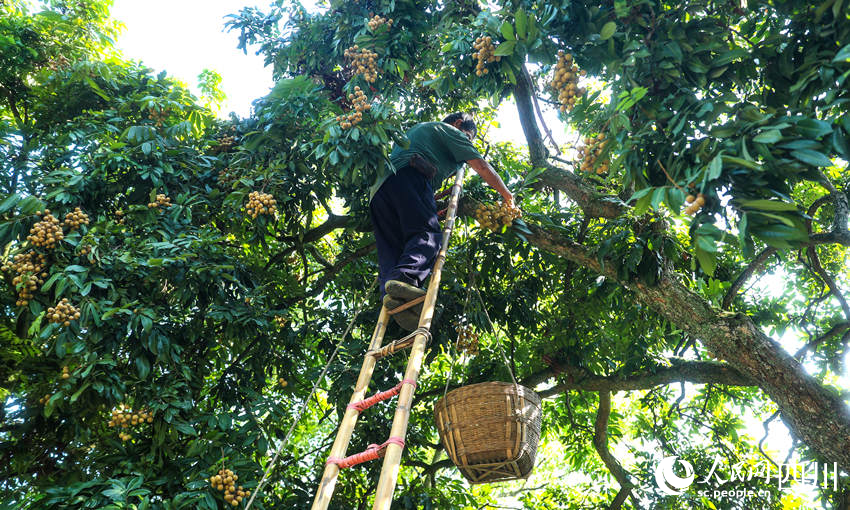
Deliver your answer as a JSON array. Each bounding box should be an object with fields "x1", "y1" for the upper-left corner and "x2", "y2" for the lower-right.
[
  {"x1": 593, "y1": 391, "x2": 637, "y2": 510},
  {"x1": 519, "y1": 219, "x2": 850, "y2": 467},
  {"x1": 722, "y1": 247, "x2": 776, "y2": 310},
  {"x1": 524, "y1": 358, "x2": 753, "y2": 398}
]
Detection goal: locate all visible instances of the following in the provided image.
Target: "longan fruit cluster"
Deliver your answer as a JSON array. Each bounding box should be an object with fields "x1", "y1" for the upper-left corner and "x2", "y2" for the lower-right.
[
  {"x1": 246, "y1": 191, "x2": 277, "y2": 219},
  {"x1": 367, "y1": 14, "x2": 393, "y2": 30},
  {"x1": 2, "y1": 251, "x2": 47, "y2": 306},
  {"x1": 278, "y1": 377, "x2": 288, "y2": 388},
  {"x1": 27, "y1": 210, "x2": 64, "y2": 249},
  {"x1": 474, "y1": 201, "x2": 522, "y2": 232},
  {"x1": 108, "y1": 405, "x2": 153, "y2": 440},
  {"x1": 344, "y1": 45, "x2": 379, "y2": 83},
  {"x1": 218, "y1": 167, "x2": 240, "y2": 187},
  {"x1": 210, "y1": 468, "x2": 250, "y2": 507},
  {"x1": 61, "y1": 366, "x2": 70, "y2": 379},
  {"x1": 552, "y1": 51, "x2": 586, "y2": 113},
  {"x1": 38, "y1": 393, "x2": 53, "y2": 405},
  {"x1": 453, "y1": 319, "x2": 480, "y2": 354},
  {"x1": 577, "y1": 134, "x2": 610, "y2": 174},
  {"x1": 47, "y1": 298, "x2": 80, "y2": 327},
  {"x1": 472, "y1": 36, "x2": 499, "y2": 76},
  {"x1": 337, "y1": 86, "x2": 371, "y2": 129},
  {"x1": 683, "y1": 193, "x2": 706, "y2": 215},
  {"x1": 78, "y1": 244, "x2": 91, "y2": 256},
  {"x1": 115, "y1": 209, "x2": 126, "y2": 225},
  {"x1": 149, "y1": 108, "x2": 168, "y2": 128},
  {"x1": 147, "y1": 194, "x2": 172, "y2": 209},
  {"x1": 63, "y1": 207, "x2": 89, "y2": 231},
  {"x1": 273, "y1": 315, "x2": 288, "y2": 328},
  {"x1": 48, "y1": 55, "x2": 70, "y2": 71},
  {"x1": 217, "y1": 134, "x2": 237, "y2": 151}
]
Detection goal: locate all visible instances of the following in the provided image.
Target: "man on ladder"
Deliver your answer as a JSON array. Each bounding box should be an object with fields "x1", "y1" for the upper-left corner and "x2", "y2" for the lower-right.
[{"x1": 369, "y1": 112, "x2": 514, "y2": 330}]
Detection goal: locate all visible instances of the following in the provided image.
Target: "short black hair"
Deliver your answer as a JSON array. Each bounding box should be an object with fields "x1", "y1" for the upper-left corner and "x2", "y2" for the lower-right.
[{"x1": 442, "y1": 112, "x2": 477, "y2": 138}]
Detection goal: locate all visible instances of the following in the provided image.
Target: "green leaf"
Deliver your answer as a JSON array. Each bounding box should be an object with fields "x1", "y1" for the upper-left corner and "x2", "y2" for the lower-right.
[
  {"x1": 791, "y1": 149, "x2": 833, "y2": 167},
  {"x1": 500, "y1": 21, "x2": 515, "y2": 41},
  {"x1": 600, "y1": 21, "x2": 617, "y2": 41},
  {"x1": 752, "y1": 130, "x2": 782, "y2": 144},
  {"x1": 706, "y1": 153, "x2": 723, "y2": 180},
  {"x1": 136, "y1": 356, "x2": 150, "y2": 379},
  {"x1": 0, "y1": 194, "x2": 21, "y2": 214},
  {"x1": 832, "y1": 43, "x2": 850, "y2": 63},
  {"x1": 70, "y1": 383, "x2": 90, "y2": 403},
  {"x1": 694, "y1": 246, "x2": 717, "y2": 276},
  {"x1": 494, "y1": 40, "x2": 516, "y2": 56},
  {"x1": 736, "y1": 199, "x2": 799, "y2": 212},
  {"x1": 713, "y1": 49, "x2": 749, "y2": 66},
  {"x1": 795, "y1": 118, "x2": 833, "y2": 139},
  {"x1": 515, "y1": 9, "x2": 527, "y2": 39}
]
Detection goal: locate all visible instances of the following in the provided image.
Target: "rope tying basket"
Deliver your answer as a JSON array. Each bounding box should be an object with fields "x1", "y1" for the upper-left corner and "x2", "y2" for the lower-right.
[{"x1": 433, "y1": 381, "x2": 542, "y2": 484}]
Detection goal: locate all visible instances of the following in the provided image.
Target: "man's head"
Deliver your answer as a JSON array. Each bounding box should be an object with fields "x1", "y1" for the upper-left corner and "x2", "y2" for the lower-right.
[{"x1": 442, "y1": 112, "x2": 476, "y2": 141}]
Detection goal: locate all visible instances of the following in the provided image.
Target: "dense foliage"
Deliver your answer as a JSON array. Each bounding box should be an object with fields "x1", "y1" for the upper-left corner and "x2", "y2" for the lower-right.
[{"x1": 2, "y1": 0, "x2": 849, "y2": 509}]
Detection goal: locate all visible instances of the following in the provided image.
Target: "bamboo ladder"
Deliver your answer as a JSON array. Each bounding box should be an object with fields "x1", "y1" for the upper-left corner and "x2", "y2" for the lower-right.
[{"x1": 311, "y1": 167, "x2": 467, "y2": 510}]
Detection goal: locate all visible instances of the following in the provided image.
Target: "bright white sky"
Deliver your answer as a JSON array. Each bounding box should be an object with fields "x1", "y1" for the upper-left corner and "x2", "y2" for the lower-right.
[{"x1": 111, "y1": 0, "x2": 275, "y2": 118}]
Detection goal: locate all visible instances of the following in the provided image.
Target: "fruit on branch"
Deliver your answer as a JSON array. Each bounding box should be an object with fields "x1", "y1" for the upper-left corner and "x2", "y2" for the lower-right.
[
  {"x1": 209, "y1": 468, "x2": 250, "y2": 506},
  {"x1": 551, "y1": 51, "x2": 586, "y2": 113},
  {"x1": 47, "y1": 297, "x2": 80, "y2": 327},
  {"x1": 474, "y1": 201, "x2": 522, "y2": 232},
  {"x1": 684, "y1": 193, "x2": 706, "y2": 215},
  {"x1": 3, "y1": 250, "x2": 48, "y2": 306},
  {"x1": 63, "y1": 207, "x2": 89, "y2": 231},
  {"x1": 472, "y1": 35, "x2": 499, "y2": 76},
  {"x1": 577, "y1": 134, "x2": 610, "y2": 174},
  {"x1": 246, "y1": 191, "x2": 277, "y2": 219},
  {"x1": 147, "y1": 194, "x2": 172, "y2": 209},
  {"x1": 367, "y1": 14, "x2": 393, "y2": 31},
  {"x1": 343, "y1": 45, "x2": 379, "y2": 83},
  {"x1": 336, "y1": 86, "x2": 371, "y2": 129},
  {"x1": 27, "y1": 210, "x2": 63, "y2": 249}
]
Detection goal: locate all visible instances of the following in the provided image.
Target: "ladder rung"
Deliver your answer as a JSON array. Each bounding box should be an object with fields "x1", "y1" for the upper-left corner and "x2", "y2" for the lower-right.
[
  {"x1": 367, "y1": 326, "x2": 431, "y2": 359},
  {"x1": 386, "y1": 295, "x2": 426, "y2": 316},
  {"x1": 347, "y1": 379, "x2": 417, "y2": 413},
  {"x1": 325, "y1": 437, "x2": 405, "y2": 469}
]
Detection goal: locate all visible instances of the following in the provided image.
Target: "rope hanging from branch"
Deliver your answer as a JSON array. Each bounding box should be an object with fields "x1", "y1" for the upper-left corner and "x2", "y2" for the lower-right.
[{"x1": 243, "y1": 278, "x2": 377, "y2": 510}]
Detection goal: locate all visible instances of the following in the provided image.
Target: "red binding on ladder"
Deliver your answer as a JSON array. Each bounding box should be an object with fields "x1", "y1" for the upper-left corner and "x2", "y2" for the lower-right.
[
  {"x1": 325, "y1": 437, "x2": 406, "y2": 469},
  {"x1": 346, "y1": 379, "x2": 417, "y2": 413}
]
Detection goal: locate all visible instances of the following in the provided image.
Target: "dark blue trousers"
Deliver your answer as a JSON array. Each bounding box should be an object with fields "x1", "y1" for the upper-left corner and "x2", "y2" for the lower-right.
[{"x1": 370, "y1": 166, "x2": 442, "y2": 297}]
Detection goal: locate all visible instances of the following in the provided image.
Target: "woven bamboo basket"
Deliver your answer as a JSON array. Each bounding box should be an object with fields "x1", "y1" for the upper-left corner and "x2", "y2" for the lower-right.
[{"x1": 433, "y1": 381, "x2": 542, "y2": 484}]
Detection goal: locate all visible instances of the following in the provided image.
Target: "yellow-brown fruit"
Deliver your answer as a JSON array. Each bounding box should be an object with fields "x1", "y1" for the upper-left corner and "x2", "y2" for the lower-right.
[
  {"x1": 339, "y1": 86, "x2": 371, "y2": 129},
  {"x1": 279, "y1": 377, "x2": 288, "y2": 387},
  {"x1": 27, "y1": 211, "x2": 64, "y2": 249},
  {"x1": 147, "y1": 193, "x2": 172, "y2": 209},
  {"x1": 367, "y1": 14, "x2": 393, "y2": 31},
  {"x1": 683, "y1": 193, "x2": 707, "y2": 215},
  {"x1": 343, "y1": 46, "x2": 379, "y2": 83},
  {"x1": 47, "y1": 298, "x2": 79, "y2": 328},
  {"x1": 551, "y1": 50, "x2": 586, "y2": 113},
  {"x1": 453, "y1": 318, "x2": 480, "y2": 354},
  {"x1": 4, "y1": 250, "x2": 48, "y2": 304},
  {"x1": 472, "y1": 35, "x2": 499, "y2": 75},
  {"x1": 245, "y1": 191, "x2": 278, "y2": 219},
  {"x1": 576, "y1": 134, "x2": 610, "y2": 174},
  {"x1": 63, "y1": 207, "x2": 90, "y2": 231},
  {"x1": 473, "y1": 201, "x2": 522, "y2": 233}
]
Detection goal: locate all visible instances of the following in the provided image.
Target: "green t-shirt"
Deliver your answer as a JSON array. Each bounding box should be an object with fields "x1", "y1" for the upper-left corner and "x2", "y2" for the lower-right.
[{"x1": 369, "y1": 122, "x2": 482, "y2": 201}]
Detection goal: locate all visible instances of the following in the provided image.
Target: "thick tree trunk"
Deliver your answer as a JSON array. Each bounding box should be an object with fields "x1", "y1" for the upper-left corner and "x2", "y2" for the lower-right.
[{"x1": 524, "y1": 223, "x2": 850, "y2": 467}]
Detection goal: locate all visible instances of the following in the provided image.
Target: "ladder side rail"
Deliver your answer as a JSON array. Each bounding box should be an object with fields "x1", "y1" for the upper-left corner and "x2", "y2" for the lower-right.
[
  {"x1": 311, "y1": 307, "x2": 390, "y2": 510},
  {"x1": 372, "y1": 167, "x2": 467, "y2": 510}
]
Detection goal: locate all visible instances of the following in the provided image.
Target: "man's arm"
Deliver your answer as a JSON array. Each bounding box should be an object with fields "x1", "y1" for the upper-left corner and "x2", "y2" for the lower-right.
[{"x1": 466, "y1": 158, "x2": 514, "y2": 205}]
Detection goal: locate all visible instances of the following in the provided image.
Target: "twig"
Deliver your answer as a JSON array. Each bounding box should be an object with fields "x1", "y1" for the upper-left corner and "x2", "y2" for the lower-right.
[
  {"x1": 758, "y1": 411, "x2": 780, "y2": 468},
  {"x1": 593, "y1": 391, "x2": 638, "y2": 510},
  {"x1": 722, "y1": 248, "x2": 776, "y2": 310},
  {"x1": 656, "y1": 160, "x2": 686, "y2": 193}
]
